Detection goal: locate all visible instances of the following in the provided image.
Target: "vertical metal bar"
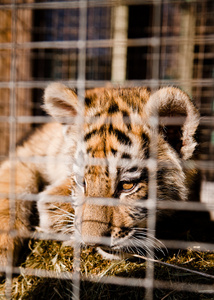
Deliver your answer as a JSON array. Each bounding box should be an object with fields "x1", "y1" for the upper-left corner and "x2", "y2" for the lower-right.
[
  {"x1": 5, "y1": 0, "x2": 17, "y2": 298},
  {"x1": 179, "y1": 3, "x2": 196, "y2": 96},
  {"x1": 73, "y1": 1, "x2": 87, "y2": 299},
  {"x1": 111, "y1": 5, "x2": 129, "y2": 82},
  {"x1": 145, "y1": 1, "x2": 162, "y2": 300},
  {"x1": 195, "y1": 1, "x2": 206, "y2": 109}
]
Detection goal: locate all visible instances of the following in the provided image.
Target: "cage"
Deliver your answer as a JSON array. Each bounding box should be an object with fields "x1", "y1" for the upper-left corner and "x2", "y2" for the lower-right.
[{"x1": 0, "y1": 0, "x2": 214, "y2": 299}]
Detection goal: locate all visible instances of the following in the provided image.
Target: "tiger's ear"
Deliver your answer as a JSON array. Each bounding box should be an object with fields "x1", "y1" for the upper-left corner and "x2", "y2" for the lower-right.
[
  {"x1": 145, "y1": 87, "x2": 200, "y2": 160},
  {"x1": 43, "y1": 82, "x2": 79, "y2": 123}
]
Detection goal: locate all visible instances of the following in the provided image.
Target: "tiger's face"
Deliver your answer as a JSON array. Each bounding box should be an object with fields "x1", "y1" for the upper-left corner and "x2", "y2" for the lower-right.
[{"x1": 43, "y1": 83, "x2": 199, "y2": 259}]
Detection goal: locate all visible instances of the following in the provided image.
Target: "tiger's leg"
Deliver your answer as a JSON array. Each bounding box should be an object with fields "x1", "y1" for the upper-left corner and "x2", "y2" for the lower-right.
[
  {"x1": 37, "y1": 178, "x2": 75, "y2": 235},
  {"x1": 0, "y1": 160, "x2": 40, "y2": 267}
]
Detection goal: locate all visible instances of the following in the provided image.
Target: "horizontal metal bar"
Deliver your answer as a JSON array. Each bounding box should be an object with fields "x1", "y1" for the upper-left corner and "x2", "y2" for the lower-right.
[
  {"x1": 0, "y1": 115, "x2": 213, "y2": 127},
  {"x1": 0, "y1": 146, "x2": 214, "y2": 169},
  {"x1": 1, "y1": 264, "x2": 213, "y2": 296},
  {"x1": 1, "y1": 264, "x2": 213, "y2": 295},
  {"x1": 0, "y1": 265, "x2": 74, "y2": 280},
  {"x1": 161, "y1": 240, "x2": 214, "y2": 252},
  {"x1": 0, "y1": 78, "x2": 213, "y2": 90},
  {"x1": 83, "y1": 273, "x2": 214, "y2": 294},
  {"x1": 0, "y1": 0, "x2": 204, "y2": 11},
  {"x1": 0, "y1": 190, "x2": 213, "y2": 212},
  {"x1": 0, "y1": 228, "x2": 75, "y2": 243},
  {"x1": 0, "y1": 35, "x2": 214, "y2": 50},
  {"x1": 1, "y1": 225, "x2": 214, "y2": 255}
]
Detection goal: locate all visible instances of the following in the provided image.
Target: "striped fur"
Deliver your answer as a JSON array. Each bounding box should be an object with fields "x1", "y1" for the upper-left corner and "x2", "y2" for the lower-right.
[{"x1": 0, "y1": 83, "x2": 199, "y2": 263}]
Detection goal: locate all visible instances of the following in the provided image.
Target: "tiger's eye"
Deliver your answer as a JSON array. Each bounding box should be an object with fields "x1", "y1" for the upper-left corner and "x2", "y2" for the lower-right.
[{"x1": 122, "y1": 182, "x2": 135, "y2": 192}]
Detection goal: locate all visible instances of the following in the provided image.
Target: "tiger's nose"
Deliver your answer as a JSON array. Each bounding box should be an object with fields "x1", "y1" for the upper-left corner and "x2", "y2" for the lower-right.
[
  {"x1": 80, "y1": 203, "x2": 112, "y2": 240},
  {"x1": 81, "y1": 220, "x2": 111, "y2": 244}
]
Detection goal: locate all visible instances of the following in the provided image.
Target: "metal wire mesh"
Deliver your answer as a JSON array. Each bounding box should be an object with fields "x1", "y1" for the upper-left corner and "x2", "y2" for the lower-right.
[{"x1": 0, "y1": 0, "x2": 214, "y2": 299}]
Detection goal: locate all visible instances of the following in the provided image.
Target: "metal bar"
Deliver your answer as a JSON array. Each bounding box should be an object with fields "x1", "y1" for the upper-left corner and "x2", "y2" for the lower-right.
[
  {"x1": 0, "y1": 115, "x2": 213, "y2": 127},
  {"x1": 0, "y1": 0, "x2": 205, "y2": 11},
  {"x1": 0, "y1": 78, "x2": 213, "y2": 89},
  {"x1": 0, "y1": 35, "x2": 214, "y2": 50},
  {"x1": 5, "y1": 0, "x2": 17, "y2": 297},
  {"x1": 111, "y1": 5, "x2": 129, "y2": 82},
  {"x1": 145, "y1": 1, "x2": 162, "y2": 299},
  {"x1": 72, "y1": 0, "x2": 88, "y2": 299},
  {"x1": 1, "y1": 265, "x2": 214, "y2": 295}
]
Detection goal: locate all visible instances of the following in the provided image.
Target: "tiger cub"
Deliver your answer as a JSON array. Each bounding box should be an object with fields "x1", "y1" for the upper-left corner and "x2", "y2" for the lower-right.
[{"x1": 0, "y1": 83, "x2": 199, "y2": 264}]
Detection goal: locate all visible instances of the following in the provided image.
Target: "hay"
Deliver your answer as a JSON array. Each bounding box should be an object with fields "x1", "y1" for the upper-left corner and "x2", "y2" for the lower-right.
[{"x1": 1, "y1": 239, "x2": 214, "y2": 299}]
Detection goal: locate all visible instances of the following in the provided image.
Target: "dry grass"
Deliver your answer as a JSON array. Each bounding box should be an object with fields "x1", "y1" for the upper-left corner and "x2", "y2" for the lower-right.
[{"x1": 1, "y1": 239, "x2": 214, "y2": 299}]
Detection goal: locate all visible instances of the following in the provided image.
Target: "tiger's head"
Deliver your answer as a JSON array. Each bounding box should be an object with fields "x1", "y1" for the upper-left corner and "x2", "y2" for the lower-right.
[{"x1": 42, "y1": 83, "x2": 199, "y2": 259}]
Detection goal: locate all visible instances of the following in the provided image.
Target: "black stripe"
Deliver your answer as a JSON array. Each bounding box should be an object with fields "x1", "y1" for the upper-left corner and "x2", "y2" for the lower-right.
[
  {"x1": 105, "y1": 166, "x2": 109, "y2": 177},
  {"x1": 109, "y1": 124, "x2": 132, "y2": 146},
  {"x1": 85, "y1": 97, "x2": 93, "y2": 107},
  {"x1": 116, "y1": 167, "x2": 121, "y2": 178},
  {"x1": 111, "y1": 148, "x2": 118, "y2": 156},
  {"x1": 140, "y1": 168, "x2": 148, "y2": 183},
  {"x1": 121, "y1": 153, "x2": 131, "y2": 159},
  {"x1": 99, "y1": 124, "x2": 107, "y2": 134},
  {"x1": 122, "y1": 110, "x2": 132, "y2": 130},
  {"x1": 141, "y1": 132, "x2": 150, "y2": 159},
  {"x1": 141, "y1": 132, "x2": 150, "y2": 145},
  {"x1": 84, "y1": 125, "x2": 106, "y2": 141},
  {"x1": 108, "y1": 101, "x2": 119, "y2": 114},
  {"x1": 86, "y1": 147, "x2": 93, "y2": 154},
  {"x1": 114, "y1": 129, "x2": 132, "y2": 146},
  {"x1": 84, "y1": 129, "x2": 97, "y2": 141},
  {"x1": 85, "y1": 124, "x2": 132, "y2": 146}
]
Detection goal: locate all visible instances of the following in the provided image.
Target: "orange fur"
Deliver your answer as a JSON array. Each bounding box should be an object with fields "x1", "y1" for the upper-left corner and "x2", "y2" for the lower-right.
[{"x1": 0, "y1": 83, "x2": 200, "y2": 264}]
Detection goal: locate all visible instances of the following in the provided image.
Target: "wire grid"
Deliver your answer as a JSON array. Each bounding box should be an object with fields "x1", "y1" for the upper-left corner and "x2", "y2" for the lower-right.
[{"x1": 0, "y1": 0, "x2": 214, "y2": 299}]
